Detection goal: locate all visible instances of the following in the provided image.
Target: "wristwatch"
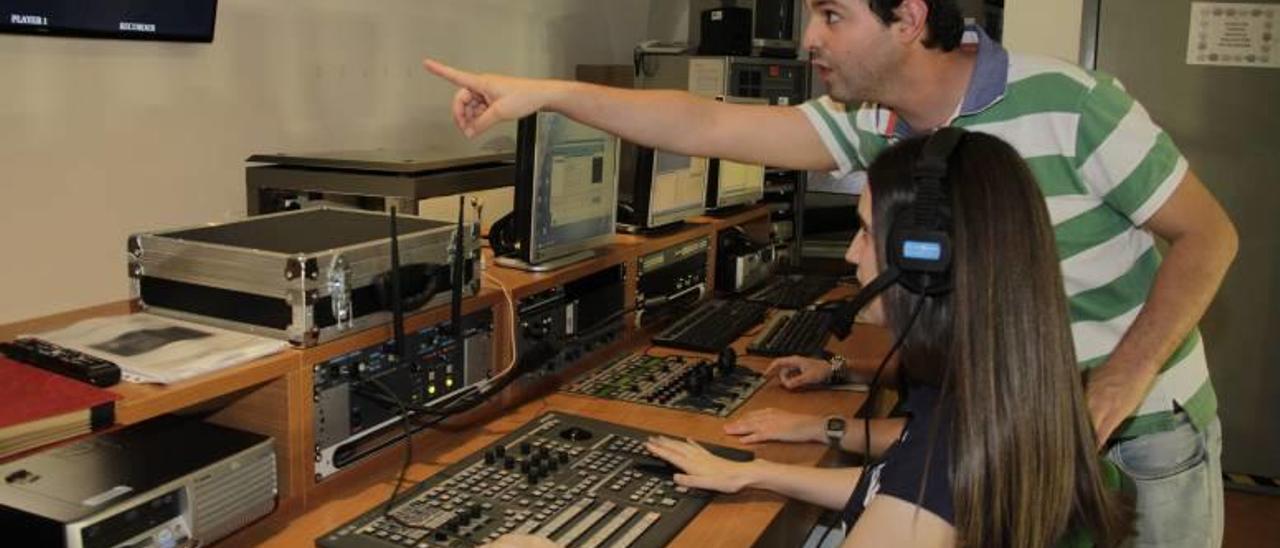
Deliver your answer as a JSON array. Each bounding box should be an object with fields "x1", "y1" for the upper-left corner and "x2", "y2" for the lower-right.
[
  {"x1": 824, "y1": 416, "x2": 847, "y2": 448},
  {"x1": 826, "y1": 354, "x2": 849, "y2": 384}
]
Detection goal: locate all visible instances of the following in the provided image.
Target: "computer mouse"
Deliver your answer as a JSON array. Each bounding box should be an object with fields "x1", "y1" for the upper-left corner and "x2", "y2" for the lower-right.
[{"x1": 631, "y1": 455, "x2": 681, "y2": 478}]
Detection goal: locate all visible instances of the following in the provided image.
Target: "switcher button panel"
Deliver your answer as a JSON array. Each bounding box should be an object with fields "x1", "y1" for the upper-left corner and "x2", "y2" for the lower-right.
[
  {"x1": 316, "y1": 412, "x2": 752, "y2": 548},
  {"x1": 562, "y1": 351, "x2": 765, "y2": 417}
]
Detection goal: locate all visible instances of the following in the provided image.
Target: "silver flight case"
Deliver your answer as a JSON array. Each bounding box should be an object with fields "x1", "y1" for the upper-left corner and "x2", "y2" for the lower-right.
[{"x1": 128, "y1": 207, "x2": 479, "y2": 346}]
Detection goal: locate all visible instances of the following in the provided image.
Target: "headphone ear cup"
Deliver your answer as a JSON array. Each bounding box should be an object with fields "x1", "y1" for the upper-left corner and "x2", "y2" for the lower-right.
[{"x1": 887, "y1": 129, "x2": 964, "y2": 296}]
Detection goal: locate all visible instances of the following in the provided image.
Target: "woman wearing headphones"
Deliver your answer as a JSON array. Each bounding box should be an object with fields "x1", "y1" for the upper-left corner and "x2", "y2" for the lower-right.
[{"x1": 641, "y1": 130, "x2": 1132, "y2": 547}]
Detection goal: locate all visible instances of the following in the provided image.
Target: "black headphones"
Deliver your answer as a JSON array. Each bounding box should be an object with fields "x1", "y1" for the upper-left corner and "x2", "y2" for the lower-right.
[
  {"x1": 826, "y1": 127, "x2": 964, "y2": 338},
  {"x1": 885, "y1": 126, "x2": 963, "y2": 296}
]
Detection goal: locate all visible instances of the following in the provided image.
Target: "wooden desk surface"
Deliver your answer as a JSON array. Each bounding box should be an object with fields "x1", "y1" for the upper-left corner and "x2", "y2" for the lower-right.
[{"x1": 239, "y1": 304, "x2": 889, "y2": 548}]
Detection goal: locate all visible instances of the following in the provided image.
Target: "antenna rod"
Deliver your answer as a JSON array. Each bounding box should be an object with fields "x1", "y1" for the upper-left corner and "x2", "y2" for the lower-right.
[
  {"x1": 451, "y1": 196, "x2": 465, "y2": 367},
  {"x1": 389, "y1": 206, "x2": 407, "y2": 364}
]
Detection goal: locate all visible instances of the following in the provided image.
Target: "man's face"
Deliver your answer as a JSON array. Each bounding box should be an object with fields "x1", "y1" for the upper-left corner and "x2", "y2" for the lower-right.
[{"x1": 803, "y1": 0, "x2": 902, "y2": 103}]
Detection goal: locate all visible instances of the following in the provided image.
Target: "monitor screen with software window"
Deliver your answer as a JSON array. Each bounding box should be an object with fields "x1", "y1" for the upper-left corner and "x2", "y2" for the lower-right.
[
  {"x1": 510, "y1": 112, "x2": 619, "y2": 267},
  {"x1": 618, "y1": 144, "x2": 708, "y2": 230},
  {"x1": 706, "y1": 158, "x2": 765, "y2": 210},
  {"x1": 703, "y1": 97, "x2": 766, "y2": 211}
]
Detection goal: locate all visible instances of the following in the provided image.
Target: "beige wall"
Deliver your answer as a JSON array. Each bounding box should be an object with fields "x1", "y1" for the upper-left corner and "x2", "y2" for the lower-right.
[
  {"x1": 0, "y1": 0, "x2": 651, "y2": 324},
  {"x1": 1003, "y1": 0, "x2": 1086, "y2": 63}
]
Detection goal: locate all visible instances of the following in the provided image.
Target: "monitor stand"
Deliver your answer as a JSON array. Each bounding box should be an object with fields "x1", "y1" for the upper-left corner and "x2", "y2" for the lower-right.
[
  {"x1": 616, "y1": 220, "x2": 687, "y2": 235},
  {"x1": 494, "y1": 249, "x2": 601, "y2": 272},
  {"x1": 703, "y1": 203, "x2": 751, "y2": 217}
]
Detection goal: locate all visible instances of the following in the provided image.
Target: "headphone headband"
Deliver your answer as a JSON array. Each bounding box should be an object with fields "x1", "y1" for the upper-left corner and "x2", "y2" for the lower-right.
[{"x1": 910, "y1": 126, "x2": 966, "y2": 230}]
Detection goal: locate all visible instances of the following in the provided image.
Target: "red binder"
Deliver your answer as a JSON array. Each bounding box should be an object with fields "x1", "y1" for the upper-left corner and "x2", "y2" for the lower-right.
[{"x1": 0, "y1": 356, "x2": 118, "y2": 459}]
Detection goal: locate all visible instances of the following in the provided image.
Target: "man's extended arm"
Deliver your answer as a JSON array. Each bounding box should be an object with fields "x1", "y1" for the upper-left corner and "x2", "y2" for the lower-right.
[{"x1": 424, "y1": 59, "x2": 836, "y2": 171}]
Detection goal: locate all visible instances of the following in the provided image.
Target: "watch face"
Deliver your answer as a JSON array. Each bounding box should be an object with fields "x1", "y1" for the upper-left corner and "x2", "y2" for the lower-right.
[{"x1": 826, "y1": 417, "x2": 845, "y2": 432}]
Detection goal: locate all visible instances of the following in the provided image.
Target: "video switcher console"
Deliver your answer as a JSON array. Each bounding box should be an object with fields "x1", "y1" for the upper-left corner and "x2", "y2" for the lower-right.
[
  {"x1": 563, "y1": 350, "x2": 766, "y2": 417},
  {"x1": 317, "y1": 412, "x2": 752, "y2": 548}
]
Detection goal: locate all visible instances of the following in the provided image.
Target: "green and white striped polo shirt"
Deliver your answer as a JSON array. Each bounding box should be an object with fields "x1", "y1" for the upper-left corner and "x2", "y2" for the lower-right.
[{"x1": 799, "y1": 30, "x2": 1214, "y2": 439}]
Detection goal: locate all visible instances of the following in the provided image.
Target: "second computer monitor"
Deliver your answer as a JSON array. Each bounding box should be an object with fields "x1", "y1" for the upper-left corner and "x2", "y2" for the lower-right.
[
  {"x1": 507, "y1": 111, "x2": 620, "y2": 270},
  {"x1": 618, "y1": 144, "x2": 709, "y2": 231},
  {"x1": 706, "y1": 158, "x2": 765, "y2": 211}
]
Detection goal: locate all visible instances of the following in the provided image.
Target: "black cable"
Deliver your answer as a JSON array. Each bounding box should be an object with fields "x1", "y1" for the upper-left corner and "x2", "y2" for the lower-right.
[
  {"x1": 365, "y1": 377, "x2": 412, "y2": 518},
  {"x1": 353, "y1": 301, "x2": 635, "y2": 531},
  {"x1": 860, "y1": 296, "x2": 927, "y2": 466},
  {"x1": 354, "y1": 341, "x2": 558, "y2": 535},
  {"x1": 393, "y1": 299, "x2": 630, "y2": 419}
]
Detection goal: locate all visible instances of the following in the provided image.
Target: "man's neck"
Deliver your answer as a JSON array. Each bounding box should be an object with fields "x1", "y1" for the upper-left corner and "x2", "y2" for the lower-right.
[{"x1": 884, "y1": 48, "x2": 977, "y2": 133}]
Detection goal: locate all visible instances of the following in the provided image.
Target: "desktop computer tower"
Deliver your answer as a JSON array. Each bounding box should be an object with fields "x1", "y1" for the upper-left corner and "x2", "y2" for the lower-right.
[
  {"x1": 635, "y1": 54, "x2": 808, "y2": 106},
  {"x1": 686, "y1": 0, "x2": 802, "y2": 58}
]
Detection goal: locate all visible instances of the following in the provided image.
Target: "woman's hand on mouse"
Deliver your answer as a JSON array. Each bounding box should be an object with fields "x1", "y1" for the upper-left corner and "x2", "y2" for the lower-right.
[{"x1": 643, "y1": 436, "x2": 757, "y2": 494}]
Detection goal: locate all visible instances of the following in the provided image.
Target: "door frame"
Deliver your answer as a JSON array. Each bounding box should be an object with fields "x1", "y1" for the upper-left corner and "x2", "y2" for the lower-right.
[{"x1": 1079, "y1": 0, "x2": 1102, "y2": 69}]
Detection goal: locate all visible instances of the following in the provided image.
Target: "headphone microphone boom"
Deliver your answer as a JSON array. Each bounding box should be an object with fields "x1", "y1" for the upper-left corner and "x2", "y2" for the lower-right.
[{"x1": 827, "y1": 265, "x2": 900, "y2": 339}]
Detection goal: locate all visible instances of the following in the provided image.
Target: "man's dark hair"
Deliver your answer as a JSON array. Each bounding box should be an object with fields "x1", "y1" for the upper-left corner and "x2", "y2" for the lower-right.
[{"x1": 866, "y1": 0, "x2": 965, "y2": 51}]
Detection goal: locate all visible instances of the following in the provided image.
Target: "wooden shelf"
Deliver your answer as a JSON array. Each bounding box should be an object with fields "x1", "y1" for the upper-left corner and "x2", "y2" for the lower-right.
[
  {"x1": 108, "y1": 350, "x2": 301, "y2": 425},
  {"x1": 690, "y1": 203, "x2": 772, "y2": 231},
  {"x1": 479, "y1": 204, "x2": 769, "y2": 303}
]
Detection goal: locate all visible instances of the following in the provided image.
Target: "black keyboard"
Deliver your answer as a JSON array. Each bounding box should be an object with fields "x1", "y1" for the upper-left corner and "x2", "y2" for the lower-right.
[
  {"x1": 651, "y1": 299, "x2": 768, "y2": 353},
  {"x1": 748, "y1": 275, "x2": 839, "y2": 309},
  {"x1": 747, "y1": 309, "x2": 833, "y2": 357}
]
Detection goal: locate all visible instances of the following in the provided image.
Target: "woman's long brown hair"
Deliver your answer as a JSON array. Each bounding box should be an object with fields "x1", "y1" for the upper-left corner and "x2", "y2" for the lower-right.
[{"x1": 866, "y1": 132, "x2": 1132, "y2": 547}]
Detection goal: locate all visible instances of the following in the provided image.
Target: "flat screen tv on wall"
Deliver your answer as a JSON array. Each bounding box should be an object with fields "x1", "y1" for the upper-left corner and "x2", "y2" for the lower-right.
[{"x1": 1, "y1": 0, "x2": 218, "y2": 43}]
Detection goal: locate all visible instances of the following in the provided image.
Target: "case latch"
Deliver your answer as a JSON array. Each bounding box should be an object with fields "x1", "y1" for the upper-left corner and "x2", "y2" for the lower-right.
[{"x1": 327, "y1": 255, "x2": 354, "y2": 331}]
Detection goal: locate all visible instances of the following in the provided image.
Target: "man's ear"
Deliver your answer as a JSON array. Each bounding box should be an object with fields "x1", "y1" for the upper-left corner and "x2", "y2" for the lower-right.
[{"x1": 893, "y1": 0, "x2": 930, "y2": 46}]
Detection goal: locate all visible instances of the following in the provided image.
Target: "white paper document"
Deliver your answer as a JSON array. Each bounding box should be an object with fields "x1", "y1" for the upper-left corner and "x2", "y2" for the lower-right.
[
  {"x1": 29, "y1": 313, "x2": 288, "y2": 384},
  {"x1": 1188, "y1": 3, "x2": 1278, "y2": 68}
]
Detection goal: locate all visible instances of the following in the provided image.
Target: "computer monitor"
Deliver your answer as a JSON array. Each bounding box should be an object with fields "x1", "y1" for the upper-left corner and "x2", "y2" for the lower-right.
[
  {"x1": 703, "y1": 96, "x2": 766, "y2": 212},
  {"x1": 705, "y1": 157, "x2": 765, "y2": 211},
  {"x1": 617, "y1": 144, "x2": 709, "y2": 231},
  {"x1": 0, "y1": 0, "x2": 219, "y2": 42},
  {"x1": 498, "y1": 111, "x2": 620, "y2": 271}
]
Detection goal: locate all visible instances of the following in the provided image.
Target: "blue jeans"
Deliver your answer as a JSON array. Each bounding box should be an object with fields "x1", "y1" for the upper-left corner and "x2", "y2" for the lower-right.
[{"x1": 1106, "y1": 414, "x2": 1224, "y2": 547}]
